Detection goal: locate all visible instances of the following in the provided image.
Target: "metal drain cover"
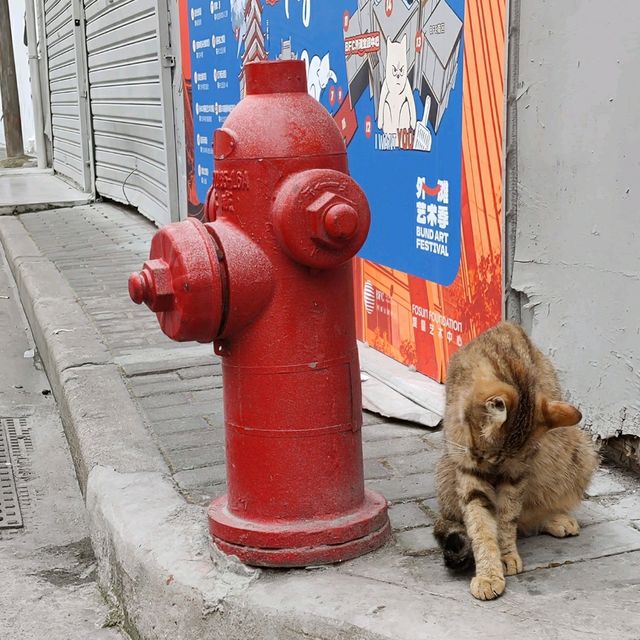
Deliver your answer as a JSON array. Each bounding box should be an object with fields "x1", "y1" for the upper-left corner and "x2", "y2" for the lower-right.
[{"x1": 0, "y1": 422, "x2": 23, "y2": 529}]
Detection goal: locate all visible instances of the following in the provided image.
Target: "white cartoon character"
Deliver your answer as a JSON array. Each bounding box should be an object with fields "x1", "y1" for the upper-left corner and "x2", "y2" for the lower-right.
[
  {"x1": 301, "y1": 50, "x2": 337, "y2": 101},
  {"x1": 377, "y1": 35, "x2": 417, "y2": 135},
  {"x1": 285, "y1": 0, "x2": 311, "y2": 27}
]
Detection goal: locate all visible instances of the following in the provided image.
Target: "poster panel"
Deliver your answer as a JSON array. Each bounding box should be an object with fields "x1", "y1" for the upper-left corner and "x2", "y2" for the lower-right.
[{"x1": 178, "y1": 0, "x2": 506, "y2": 382}]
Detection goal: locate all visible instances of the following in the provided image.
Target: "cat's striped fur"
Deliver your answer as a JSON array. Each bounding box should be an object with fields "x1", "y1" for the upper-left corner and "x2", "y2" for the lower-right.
[{"x1": 434, "y1": 322, "x2": 598, "y2": 600}]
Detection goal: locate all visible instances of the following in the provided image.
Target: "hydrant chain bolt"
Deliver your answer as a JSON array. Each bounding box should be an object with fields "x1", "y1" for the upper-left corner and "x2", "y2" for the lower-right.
[{"x1": 129, "y1": 59, "x2": 390, "y2": 567}]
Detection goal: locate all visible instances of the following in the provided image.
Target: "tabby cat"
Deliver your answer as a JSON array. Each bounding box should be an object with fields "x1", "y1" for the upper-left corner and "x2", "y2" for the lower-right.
[{"x1": 434, "y1": 322, "x2": 598, "y2": 600}]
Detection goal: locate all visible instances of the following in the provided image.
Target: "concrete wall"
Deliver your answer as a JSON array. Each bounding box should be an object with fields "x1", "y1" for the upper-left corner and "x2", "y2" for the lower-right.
[
  {"x1": 507, "y1": 0, "x2": 640, "y2": 445},
  {"x1": 0, "y1": 0, "x2": 35, "y2": 153}
]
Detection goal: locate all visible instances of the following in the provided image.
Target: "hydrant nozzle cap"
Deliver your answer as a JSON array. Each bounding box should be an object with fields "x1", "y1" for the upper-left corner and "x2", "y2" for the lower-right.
[{"x1": 245, "y1": 60, "x2": 307, "y2": 96}]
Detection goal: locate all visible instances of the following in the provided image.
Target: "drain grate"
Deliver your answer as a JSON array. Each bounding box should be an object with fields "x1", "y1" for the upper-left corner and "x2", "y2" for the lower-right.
[{"x1": 0, "y1": 421, "x2": 24, "y2": 529}]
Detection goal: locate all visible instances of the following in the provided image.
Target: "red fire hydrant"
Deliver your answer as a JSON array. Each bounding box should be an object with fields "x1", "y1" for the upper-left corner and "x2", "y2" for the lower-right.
[{"x1": 128, "y1": 60, "x2": 390, "y2": 566}]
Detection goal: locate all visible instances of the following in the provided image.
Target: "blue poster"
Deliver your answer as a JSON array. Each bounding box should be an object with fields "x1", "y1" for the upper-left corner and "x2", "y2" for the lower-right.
[{"x1": 186, "y1": 0, "x2": 465, "y2": 285}]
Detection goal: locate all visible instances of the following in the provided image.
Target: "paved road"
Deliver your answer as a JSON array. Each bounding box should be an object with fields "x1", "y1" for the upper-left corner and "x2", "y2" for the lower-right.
[{"x1": 0, "y1": 244, "x2": 126, "y2": 639}]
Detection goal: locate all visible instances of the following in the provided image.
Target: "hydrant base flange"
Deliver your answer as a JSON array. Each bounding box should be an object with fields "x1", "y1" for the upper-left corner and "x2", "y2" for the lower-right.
[{"x1": 208, "y1": 489, "x2": 391, "y2": 567}]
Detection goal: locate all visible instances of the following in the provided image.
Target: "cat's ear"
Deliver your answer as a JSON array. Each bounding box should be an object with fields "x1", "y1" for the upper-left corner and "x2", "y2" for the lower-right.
[
  {"x1": 475, "y1": 381, "x2": 517, "y2": 424},
  {"x1": 387, "y1": 36, "x2": 392, "y2": 49},
  {"x1": 476, "y1": 383, "x2": 516, "y2": 442},
  {"x1": 540, "y1": 397, "x2": 582, "y2": 428},
  {"x1": 401, "y1": 33, "x2": 407, "y2": 48},
  {"x1": 484, "y1": 395, "x2": 508, "y2": 425}
]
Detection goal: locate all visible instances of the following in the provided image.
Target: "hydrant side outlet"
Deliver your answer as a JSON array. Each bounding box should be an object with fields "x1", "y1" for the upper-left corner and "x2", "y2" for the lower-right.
[
  {"x1": 272, "y1": 168, "x2": 371, "y2": 269},
  {"x1": 129, "y1": 59, "x2": 390, "y2": 567},
  {"x1": 129, "y1": 218, "x2": 225, "y2": 343}
]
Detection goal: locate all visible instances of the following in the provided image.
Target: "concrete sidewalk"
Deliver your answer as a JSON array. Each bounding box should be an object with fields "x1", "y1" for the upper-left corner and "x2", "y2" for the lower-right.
[
  {"x1": 1, "y1": 200, "x2": 640, "y2": 639},
  {"x1": 0, "y1": 167, "x2": 92, "y2": 215}
]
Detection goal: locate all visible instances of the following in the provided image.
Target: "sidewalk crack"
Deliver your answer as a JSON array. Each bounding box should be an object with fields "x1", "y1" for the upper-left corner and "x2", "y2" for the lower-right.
[{"x1": 61, "y1": 362, "x2": 108, "y2": 374}]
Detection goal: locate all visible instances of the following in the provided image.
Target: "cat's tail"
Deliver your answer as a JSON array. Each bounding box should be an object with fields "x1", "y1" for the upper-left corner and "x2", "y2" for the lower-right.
[{"x1": 433, "y1": 516, "x2": 474, "y2": 572}]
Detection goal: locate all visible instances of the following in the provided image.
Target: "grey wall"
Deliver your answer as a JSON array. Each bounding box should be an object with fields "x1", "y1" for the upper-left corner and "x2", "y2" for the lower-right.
[{"x1": 508, "y1": 0, "x2": 640, "y2": 441}]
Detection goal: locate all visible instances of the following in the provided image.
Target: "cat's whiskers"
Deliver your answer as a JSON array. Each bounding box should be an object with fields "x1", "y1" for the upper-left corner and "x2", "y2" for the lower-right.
[{"x1": 444, "y1": 439, "x2": 468, "y2": 453}]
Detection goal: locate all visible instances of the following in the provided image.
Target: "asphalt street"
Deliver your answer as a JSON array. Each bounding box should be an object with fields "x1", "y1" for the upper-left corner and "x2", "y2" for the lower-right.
[{"x1": 0, "y1": 243, "x2": 126, "y2": 639}]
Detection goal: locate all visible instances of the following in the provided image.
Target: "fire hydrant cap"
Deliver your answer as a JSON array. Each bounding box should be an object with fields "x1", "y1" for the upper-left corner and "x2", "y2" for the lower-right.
[
  {"x1": 272, "y1": 168, "x2": 371, "y2": 269},
  {"x1": 244, "y1": 60, "x2": 307, "y2": 95},
  {"x1": 217, "y1": 61, "x2": 345, "y2": 161},
  {"x1": 128, "y1": 219, "x2": 225, "y2": 344}
]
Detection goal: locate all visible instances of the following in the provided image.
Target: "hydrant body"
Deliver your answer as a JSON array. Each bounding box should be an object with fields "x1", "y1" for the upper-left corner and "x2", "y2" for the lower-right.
[{"x1": 129, "y1": 60, "x2": 390, "y2": 566}]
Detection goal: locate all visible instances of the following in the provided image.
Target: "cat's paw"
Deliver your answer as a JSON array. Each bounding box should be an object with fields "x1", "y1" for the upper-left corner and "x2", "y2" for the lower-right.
[
  {"x1": 541, "y1": 514, "x2": 580, "y2": 538},
  {"x1": 470, "y1": 574, "x2": 506, "y2": 601},
  {"x1": 501, "y1": 552, "x2": 523, "y2": 576}
]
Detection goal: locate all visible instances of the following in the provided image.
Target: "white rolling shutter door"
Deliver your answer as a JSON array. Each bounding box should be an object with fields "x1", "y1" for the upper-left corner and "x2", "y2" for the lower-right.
[
  {"x1": 44, "y1": 0, "x2": 86, "y2": 187},
  {"x1": 83, "y1": 0, "x2": 173, "y2": 225}
]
